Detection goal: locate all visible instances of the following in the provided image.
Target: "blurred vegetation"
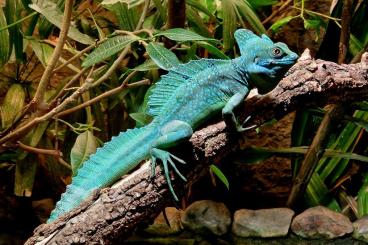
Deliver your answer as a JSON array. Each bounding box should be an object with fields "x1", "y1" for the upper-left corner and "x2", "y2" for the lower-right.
[{"x1": 0, "y1": 0, "x2": 368, "y2": 231}]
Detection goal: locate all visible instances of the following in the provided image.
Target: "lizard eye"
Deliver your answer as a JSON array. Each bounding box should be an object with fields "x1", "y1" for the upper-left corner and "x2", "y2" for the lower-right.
[{"x1": 272, "y1": 47, "x2": 282, "y2": 57}]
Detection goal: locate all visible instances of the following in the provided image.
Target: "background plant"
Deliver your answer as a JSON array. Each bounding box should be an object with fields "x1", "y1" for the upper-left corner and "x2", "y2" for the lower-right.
[{"x1": 0, "y1": 0, "x2": 368, "y2": 238}]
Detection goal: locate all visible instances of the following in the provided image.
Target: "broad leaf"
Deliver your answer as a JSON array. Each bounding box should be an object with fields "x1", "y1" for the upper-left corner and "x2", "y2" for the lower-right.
[
  {"x1": 28, "y1": 38, "x2": 54, "y2": 67},
  {"x1": 29, "y1": 2, "x2": 94, "y2": 44},
  {"x1": 104, "y1": 2, "x2": 138, "y2": 31},
  {"x1": 82, "y1": 35, "x2": 139, "y2": 67},
  {"x1": 15, "y1": 122, "x2": 49, "y2": 196},
  {"x1": 197, "y1": 41, "x2": 229, "y2": 59},
  {"x1": 129, "y1": 112, "x2": 153, "y2": 127},
  {"x1": 0, "y1": 84, "x2": 25, "y2": 129},
  {"x1": 155, "y1": 28, "x2": 218, "y2": 43},
  {"x1": 132, "y1": 59, "x2": 159, "y2": 71},
  {"x1": 70, "y1": 131, "x2": 99, "y2": 176},
  {"x1": 146, "y1": 42, "x2": 181, "y2": 70}
]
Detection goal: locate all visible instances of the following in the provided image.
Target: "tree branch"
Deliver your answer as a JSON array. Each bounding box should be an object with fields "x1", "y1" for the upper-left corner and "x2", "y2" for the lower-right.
[{"x1": 25, "y1": 51, "x2": 368, "y2": 244}]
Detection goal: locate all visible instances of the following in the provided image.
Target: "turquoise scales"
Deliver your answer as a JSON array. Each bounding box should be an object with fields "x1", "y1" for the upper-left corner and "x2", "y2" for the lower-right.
[{"x1": 48, "y1": 29, "x2": 298, "y2": 222}]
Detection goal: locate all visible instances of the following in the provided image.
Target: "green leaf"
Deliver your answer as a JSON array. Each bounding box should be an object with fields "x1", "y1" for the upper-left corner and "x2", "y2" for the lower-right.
[
  {"x1": 5, "y1": 0, "x2": 23, "y2": 62},
  {"x1": 197, "y1": 41, "x2": 229, "y2": 59},
  {"x1": 303, "y1": 19, "x2": 321, "y2": 30},
  {"x1": 70, "y1": 131, "x2": 99, "y2": 176},
  {"x1": 235, "y1": 0, "x2": 266, "y2": 34},
  {"x1": 210, "y1": 164, "x2": 229, "y2": 190},
  {"x1": 247, "y1": 0, "x2": 276, "y2": 7},
  {"x1": 232, "y1": 147, "x2": 273, "y2": 164},
  {"x1": 146, "y1": 42, "x2": 181, "y2": 70},
  {"x1": 349, "y1": 34, "x2": 363, "y2": 57},
  {"x1": 358, "y1": 174, "x2": 368, "y2": 217},
  {"x1": 29, "y1": 2, "x2": 94, "y2": 44},
  {"x1": 186, "y1": 7, "x2": 211, "y2": 37},
  {"x1": 186, "y1": 0, "x2": 215, "y2": 18},
  {"x1": 104, "y1": 2, "x2": 138, "y2": 31},
  {"x1": 101, "y1": 0, "x2": 145, "y2": 9},
  {"x1": 221, "y1": 0, "x2": 237, "y2": 50},
  {"x1": 269, "y1": 16, "x2": 294, "y2": 32},
  {"x1": 0, "y1": 8, "x2": 10, "y2": 65},
  {"x1": 132, "y1": 59, "x2": 159, "y2": 71},
  {"x1": 0, "y1": 84, "x2": 25, "y2": 129},
  {"x1": 15, "y1": 154, "x2": 38, "y2": 197},
  {"x1": 129, "y1": 112, "x2": 153, "y2": 127},
  {"x1": 15, "y1": 121, "x2": 49, "y2": 196},
  {"x1": 82, "y1": 35, "x2": 139, "y2": 67},
  {"x1": 155, "y1": 28, "x2": 218, "y2": 43},
  {"x1": 28, "y1": 38, "x2": 54, "y2": 67},
  {"x1": 306, "y1": 172, "x2": 340, "y2": 211},
  {"x1": 152, "y1": 0, "x2": 166, "y2": 23}
]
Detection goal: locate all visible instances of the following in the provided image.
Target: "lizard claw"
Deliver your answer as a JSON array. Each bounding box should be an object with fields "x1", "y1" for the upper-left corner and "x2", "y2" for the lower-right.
[
  {"x1": 151, "y1": 148, "x2": 187, "y2": 201},
  {"x1": 235, "y1": 116, "x2": 257, "y2": 132}
]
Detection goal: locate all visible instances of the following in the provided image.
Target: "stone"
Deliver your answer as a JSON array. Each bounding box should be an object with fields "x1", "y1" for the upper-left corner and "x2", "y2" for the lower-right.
[
  {"x1": 145, "y1": 207, "x2": 184, "y2": 236},
  {"x1": 291, "y1": 206, "x2": 353, "y2": 239},
  {"x1": 231, "y1": 208, "x2": 294, "y2": 238},
  {"x1": 181, "y1": 200, "x2": 231, "y2": 236},
  {"x1": 353, "y1": 215, "x2": 368, "y2": 242}
]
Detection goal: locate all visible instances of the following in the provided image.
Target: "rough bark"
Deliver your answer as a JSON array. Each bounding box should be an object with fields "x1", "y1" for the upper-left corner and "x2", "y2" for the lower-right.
[{"x1": 25, "y1": 50, "x2": 368, "y2": 244}]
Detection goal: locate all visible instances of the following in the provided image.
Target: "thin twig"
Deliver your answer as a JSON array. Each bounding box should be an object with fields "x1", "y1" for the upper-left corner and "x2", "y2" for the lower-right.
[
  {"x1": 17, "y1": 141, "x2": 62, "y2": 157},
  {"x1": 57, "y1": 75, "x2": 150, "y2": 117},
  {"x1": 53, "y1": 40, "x2": 106, "y2": 72},
  {"x1": 135, "y1": 0, "x2": 150, "y2": 31},
  {"x1": 91, "y1": 47, "x2": 131, "y2": 87},
  {"x1": 57, "y1": 157, "x2": 72, "y2": 170},
  {"x1": 48, "y1": 67, "x2": 89, "y2": 106},
  {"x1": 32, "y1": 0, "x2": 75, "y2": 108},
  {"x1": 338, "y1": 0, "x2": 353, "y2": 64},
  {"x1": 262, "y1": 0, "x2": 292, "y2": 25}
]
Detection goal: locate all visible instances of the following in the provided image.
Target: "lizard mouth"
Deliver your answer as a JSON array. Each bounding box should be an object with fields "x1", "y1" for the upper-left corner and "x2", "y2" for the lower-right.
[{"x1": 273, "y1": 56, "x2": 298, "y2": 66}]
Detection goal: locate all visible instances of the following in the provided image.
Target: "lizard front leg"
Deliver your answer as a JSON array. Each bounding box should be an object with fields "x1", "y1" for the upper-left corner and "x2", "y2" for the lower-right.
[
  {"x1": 150, "y1": 120, "x2": 193, "y2": 201},
  {"x1": 222, "y1": 88, "x2": 255, "y2": 132}
]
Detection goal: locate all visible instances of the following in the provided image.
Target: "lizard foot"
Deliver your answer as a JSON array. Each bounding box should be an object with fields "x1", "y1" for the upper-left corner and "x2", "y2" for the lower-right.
[
  {"x1": 150, "y1": 148, "x2": 186, "y2": 201},
  {"x1": 236, "y1": 116, "x2": 257, "y2": 132}
]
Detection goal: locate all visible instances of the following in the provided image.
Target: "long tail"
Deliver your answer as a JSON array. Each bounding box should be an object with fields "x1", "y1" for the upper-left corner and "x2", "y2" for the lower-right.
[{"x1": 48, "y1": 124, "x2": 158, "y2": 222}]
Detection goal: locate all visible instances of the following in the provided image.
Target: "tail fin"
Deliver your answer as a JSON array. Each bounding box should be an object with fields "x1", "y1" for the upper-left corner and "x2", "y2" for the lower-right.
[{"x1": 48, "y1": 125, "x2": 156, "y2": 222}]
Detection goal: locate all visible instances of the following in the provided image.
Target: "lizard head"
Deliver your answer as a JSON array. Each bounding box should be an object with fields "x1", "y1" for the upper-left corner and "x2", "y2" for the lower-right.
[{"x1": 234, "y1": 29, "x2": 298, "y2": 94}]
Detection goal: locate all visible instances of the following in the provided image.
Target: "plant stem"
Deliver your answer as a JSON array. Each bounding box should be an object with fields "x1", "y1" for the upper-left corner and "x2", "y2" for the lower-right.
[
  {"x1": 167, "y1": 0, "x2": 186, "y2": 29},
  {"x1": 262, "y1": 0, "x2": 292, "y2": 25},
  {"x1": 17, "y1": 141, "x2": 62, "y2": 157},
  {"x1": 57, "y1": 75, "x2": 150, "y2": 117},
  {"x1": 31, "y1": 0, "x2": 74, "y2": 109}
]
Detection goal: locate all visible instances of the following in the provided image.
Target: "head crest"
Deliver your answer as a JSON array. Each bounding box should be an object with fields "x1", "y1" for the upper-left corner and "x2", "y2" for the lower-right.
[{"x1": 234, "y1": 29, "x2": 272, "y2": 56}]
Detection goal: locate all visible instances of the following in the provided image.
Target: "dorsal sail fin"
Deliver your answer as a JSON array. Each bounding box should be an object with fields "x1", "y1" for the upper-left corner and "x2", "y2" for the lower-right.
[{"x1": 147, "y1": 59, "x2": 226, "y2": 117}]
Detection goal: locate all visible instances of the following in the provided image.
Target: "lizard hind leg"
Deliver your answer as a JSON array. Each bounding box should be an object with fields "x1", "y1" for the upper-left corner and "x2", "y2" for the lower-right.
[{"x1": 150, "y1": 120, "x2": 193, "y2": 201}]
